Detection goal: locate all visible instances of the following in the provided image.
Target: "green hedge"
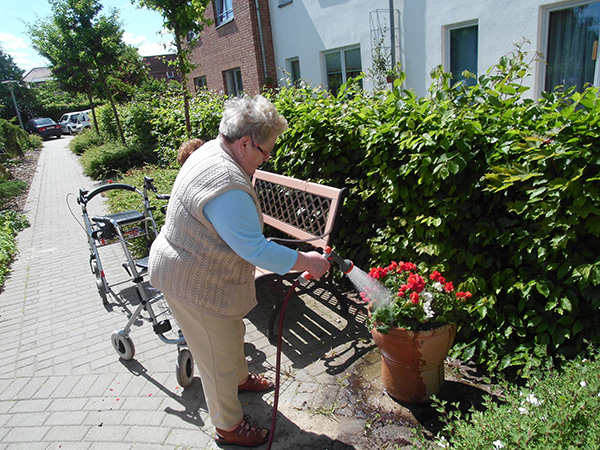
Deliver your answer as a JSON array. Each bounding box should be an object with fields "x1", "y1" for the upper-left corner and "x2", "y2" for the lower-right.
[
  {"x1": 0, "y1": 210, "x2": 29, "y2": 287},
  {"x1": 85, "y1": 47, "x2": 600, "y2": 374},
  {"x1": 268, "y1": 48, "x2": 600, "y2": 374}
]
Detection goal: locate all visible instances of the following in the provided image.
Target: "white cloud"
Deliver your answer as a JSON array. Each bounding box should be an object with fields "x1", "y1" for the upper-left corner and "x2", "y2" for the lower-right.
[
  {"x1": 122, "y1": 30, "x2": 175, "y2": 57},
  {"x1": 137, "y1": 41, "x2": 175, "y2": 57},
  {"x1": 122, "y1": 32, "x2": 147, "y2": 47},
  {"x1": 0, "y1": 32, "x2": 28, "y2": 50},
  {"x1": 12, "y1": 51, "x2": 48, "y2": 73}
]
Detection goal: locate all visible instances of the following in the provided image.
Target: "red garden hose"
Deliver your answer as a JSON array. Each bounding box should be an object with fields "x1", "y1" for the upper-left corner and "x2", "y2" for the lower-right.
[{"x1": 266, "y1": 273, "x2": 307, "y2": 450}]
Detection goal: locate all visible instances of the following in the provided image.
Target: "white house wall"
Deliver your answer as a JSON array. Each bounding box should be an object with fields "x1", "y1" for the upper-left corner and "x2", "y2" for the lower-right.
[
  {"x1": 405, "y1": 0, "x2": 542, "y2": 98},
  {"x1": 268, "y1": 0, "x2": 393, "y2": 91},
  {"x1": 269, "y1": 0, "x2": 594, "y2": 99}
]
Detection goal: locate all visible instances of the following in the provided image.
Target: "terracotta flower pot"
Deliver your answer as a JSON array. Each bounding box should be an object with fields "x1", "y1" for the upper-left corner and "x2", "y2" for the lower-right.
[{"x1": 371, "y1": 322, "x2": 457, "y2": 404}]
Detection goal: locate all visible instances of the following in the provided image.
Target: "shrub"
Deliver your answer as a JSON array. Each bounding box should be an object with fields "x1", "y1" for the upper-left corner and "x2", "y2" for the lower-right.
[
  {"x1": 0, "y1": 118, "x2": 42, "y2": 158},
  {"x1": 69, "y1": 130, "x2": 105, "y2": 156},
  {"x1": 0, "y1": 210, "x2": 29, "y2": 287},
  {"x1": 269, "y1": 47, "x2": 600, "y2": 374},
  {"x1": 79, "y1": 141, "x2": 153, "y2": 179},
  {"x1": 0, "y1": 179, "x2": 27, "y2": 207},
  {"x1": 150, "y1": 90, "x2": 224, "y2": 167},
  {"x1": 431, "y1": 352, "x2": 600, "y2": 449}
]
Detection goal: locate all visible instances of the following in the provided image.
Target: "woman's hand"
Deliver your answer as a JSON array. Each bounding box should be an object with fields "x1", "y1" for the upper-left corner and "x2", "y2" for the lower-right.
[{"x1": 292, "y1": 251, "x2": 330, "y2": 279}]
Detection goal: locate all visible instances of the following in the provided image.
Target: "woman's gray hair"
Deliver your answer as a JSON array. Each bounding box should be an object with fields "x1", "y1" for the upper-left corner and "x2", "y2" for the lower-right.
[{"x1": 219, "y1": 95, "x2": 288, "y2": 144}]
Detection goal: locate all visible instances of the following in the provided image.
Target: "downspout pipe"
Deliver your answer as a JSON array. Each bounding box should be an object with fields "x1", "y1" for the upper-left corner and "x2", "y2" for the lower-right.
[
  {"x1": 389, "y1": 0, "x2": 396, "y2": 68},
  {"x1": 255, "y1": 0, "x2": 269, "y2": 81}
]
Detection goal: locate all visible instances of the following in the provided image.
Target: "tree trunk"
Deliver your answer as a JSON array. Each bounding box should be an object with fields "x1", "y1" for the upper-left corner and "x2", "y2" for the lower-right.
[
  {"x1": 95, "y1": 59, "x2": 125, "y2": 145},
  {"x1": 85, "y1": 90, "x2": 100, "y2": 135},
  {"x1": 174, "y1": 29, "x2": 192, "y2": 139}
]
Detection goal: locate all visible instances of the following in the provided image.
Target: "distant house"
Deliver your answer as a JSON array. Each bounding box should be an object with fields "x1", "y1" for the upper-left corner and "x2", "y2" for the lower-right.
[
  {"x1": 23, "y1": 67, "x2": 52, "y2": 87},
  {"x1": 143, "y1": 54, "x2": 182, "y2": 82}
]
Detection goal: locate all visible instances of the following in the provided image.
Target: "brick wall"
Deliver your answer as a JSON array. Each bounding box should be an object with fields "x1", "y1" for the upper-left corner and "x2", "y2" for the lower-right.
[{"x1": 187, "y1": 0, "x2": 277, "y2": 95}]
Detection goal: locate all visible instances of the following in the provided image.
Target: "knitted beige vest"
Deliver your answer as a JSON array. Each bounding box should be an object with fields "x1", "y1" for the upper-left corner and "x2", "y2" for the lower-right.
[{"x1": 148, "y1": 139, "x2": 263, "y2": 319}]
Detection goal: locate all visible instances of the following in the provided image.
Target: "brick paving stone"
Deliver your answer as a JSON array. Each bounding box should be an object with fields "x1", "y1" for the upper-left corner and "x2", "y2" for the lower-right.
[
  {"x1": 44, "y1": 424, "x2": 89, "y2": 442},
  {"x1": 5, "y1": 411, "x2": 50, "y2": 427}
]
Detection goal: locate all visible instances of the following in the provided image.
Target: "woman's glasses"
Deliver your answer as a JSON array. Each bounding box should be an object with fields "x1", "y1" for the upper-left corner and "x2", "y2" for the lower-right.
[{"x1": 252, "y1": 141, "x2": 271, "y2": 159}]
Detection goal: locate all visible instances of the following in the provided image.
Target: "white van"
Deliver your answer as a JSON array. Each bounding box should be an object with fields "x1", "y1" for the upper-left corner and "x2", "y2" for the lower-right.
[
  {"x1": 75, "y1": 110, "x2": 92, "y2": 133},
  {"x1": 58, "y1": 111, "x2": 81, "y2": 135}
]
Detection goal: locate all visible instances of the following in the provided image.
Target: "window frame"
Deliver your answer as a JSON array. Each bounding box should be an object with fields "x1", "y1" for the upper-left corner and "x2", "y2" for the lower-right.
[
  {"x1": 443, "y1": 20, "x2": 479, "y2": 85},
  {"x1": 538, "y1": 0, "x2": 600, "y2": 95},
  {"x1": 224, "y1": 68, "x2": 243, "y2": 97},
  {"x1": 286, "y1": 57, "x2": 301, "y2": 85},
  {"x1": 215, "y1": 0, "x2": 234, "y2": 27},
  {"x1": 194, "y1": 76, "x2": 207, "y2": 92},
  {"x1": 322, "y1": 45, "x2": 362, "y2": 95}
]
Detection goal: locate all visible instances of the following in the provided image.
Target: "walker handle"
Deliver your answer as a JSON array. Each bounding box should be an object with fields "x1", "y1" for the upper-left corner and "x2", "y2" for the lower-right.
[{"x1": 81, "y1": 183, "x2": 137, "y2": 203}]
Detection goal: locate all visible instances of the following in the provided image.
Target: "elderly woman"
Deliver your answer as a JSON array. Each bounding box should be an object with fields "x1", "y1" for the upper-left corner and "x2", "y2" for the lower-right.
[{"x1": 148, "y1": 95, "x2": 330, "y2": 447}]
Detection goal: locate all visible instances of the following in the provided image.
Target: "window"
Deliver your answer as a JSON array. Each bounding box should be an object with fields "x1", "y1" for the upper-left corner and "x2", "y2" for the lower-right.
[
  {"x1": 544, "y1": 1, "x2": 600, "y2": 93},
  {"x1": 215, "y1": 0, "x2": 233, "y2": 26},
  {"x1": 287, "y1": 58, "x2": 301, "y2": 85},
  {"x1": 324, "y1": 46, "x2": 362, "y2": 95},
  {"x1": 447, "y1": 23, "x2": 478, "y2": 86},
  {"x1": 224, "y1": 68, "x2": 243, "y2": 96},
  {"x1": 194, "y1": 76, "x2": 207, "y2": 92}
]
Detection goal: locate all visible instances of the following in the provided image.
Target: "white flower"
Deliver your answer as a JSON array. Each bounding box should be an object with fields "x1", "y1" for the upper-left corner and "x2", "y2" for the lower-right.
[
  {"x1": 525, "y1": 394, "x2": 542, "y2": 405},
  {"x1": 432, "y1": 282, "x2": 444, "y2": 292},
  {"x1": 518, "y1": 406, "x2": 529, "y2": 414},
  {"x1": 493, "y1": 440, "x2": 505, "y2": 449},
  {"x1": 436, "y1": 436, "x2": 449, "y2": 448},
  {"x1": 421, "y1": 291, "x2": 433, "y2": 302},
  {"x1": 580, "y1": 381, "x2": 587, "y2": 387},
  {"x1": 421, "y1": 292, "x2": 435, "y2": 319}
]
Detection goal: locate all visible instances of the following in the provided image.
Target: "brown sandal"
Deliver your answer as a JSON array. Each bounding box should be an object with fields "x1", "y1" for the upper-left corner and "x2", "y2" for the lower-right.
[
  {"x1": 215, "y1": 414, "x2": 269, "y2": 447},
  {"x1": 238, "y1": 373, "x2": 274, "y2": 393}
]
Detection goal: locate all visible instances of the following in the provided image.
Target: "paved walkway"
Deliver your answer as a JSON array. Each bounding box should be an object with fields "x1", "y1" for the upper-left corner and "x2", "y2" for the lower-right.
[{"x1": 0, "y1": 137, "x2": 418, "y2": 449}]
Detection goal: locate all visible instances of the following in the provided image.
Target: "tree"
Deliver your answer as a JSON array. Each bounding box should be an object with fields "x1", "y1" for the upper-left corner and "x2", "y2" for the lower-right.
[
  {"x1": 135, "y1": 0, "x2": 211, "y2": 138},
  {"x1": 28, "y1": 0, "x2": 149, "y2": 142},
  {"x1": 0, "y1": 47, "x2": 36, "y2": 124}
]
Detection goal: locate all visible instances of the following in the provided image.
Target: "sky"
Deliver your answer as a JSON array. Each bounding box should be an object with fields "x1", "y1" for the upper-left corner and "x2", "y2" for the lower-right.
[{"x1": 0, "y1": 0, "x2": 176, "y2": 75}]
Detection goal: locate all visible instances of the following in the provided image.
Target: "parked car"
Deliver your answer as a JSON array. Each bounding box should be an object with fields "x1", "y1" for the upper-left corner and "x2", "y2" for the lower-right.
[
  {"x1": 58, "y1": 111, "x2": 82, "y2": 135},
  {"x1": 75, "y1": 110, "x2": 92, "y2": 133},
  {"x1": 25, "y1": 118, "x2": 62, "y2": 139}
]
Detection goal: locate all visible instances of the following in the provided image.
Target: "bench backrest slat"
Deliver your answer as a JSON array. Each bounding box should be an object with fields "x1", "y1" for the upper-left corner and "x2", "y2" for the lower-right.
[{"x1": 252, "y1": 169, "x2": 346, "y2": 250}]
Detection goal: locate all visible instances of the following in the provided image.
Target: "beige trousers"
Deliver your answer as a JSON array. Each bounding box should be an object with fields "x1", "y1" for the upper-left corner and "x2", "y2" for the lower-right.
[{"x1": 167, "y1": 297, "x2": 249, "y2": 429}]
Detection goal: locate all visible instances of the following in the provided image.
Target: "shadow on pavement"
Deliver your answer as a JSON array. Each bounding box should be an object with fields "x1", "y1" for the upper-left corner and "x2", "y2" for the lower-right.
[
  {"x1": 121, "y1": 358, "x2": 208, "y2": 428},
  {"x1": 250, "y1": 278, "x2": 373, "y2": 375}
]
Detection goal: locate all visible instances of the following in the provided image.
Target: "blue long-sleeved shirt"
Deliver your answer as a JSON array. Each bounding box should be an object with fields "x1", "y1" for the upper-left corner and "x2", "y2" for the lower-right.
[{"x1": 203, "y1": 189, "x2": 298, "y2": 275}]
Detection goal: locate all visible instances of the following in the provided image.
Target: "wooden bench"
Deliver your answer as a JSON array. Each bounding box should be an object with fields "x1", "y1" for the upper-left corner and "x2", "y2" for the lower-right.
[{"x1": 252, "y1": 169, "x2": 348, "y2": 341}]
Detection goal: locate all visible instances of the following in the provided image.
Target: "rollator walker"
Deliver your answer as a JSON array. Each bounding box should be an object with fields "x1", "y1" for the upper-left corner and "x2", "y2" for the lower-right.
[{"x1": 76, "y1": 176, "x2": 194, "y2": 387}]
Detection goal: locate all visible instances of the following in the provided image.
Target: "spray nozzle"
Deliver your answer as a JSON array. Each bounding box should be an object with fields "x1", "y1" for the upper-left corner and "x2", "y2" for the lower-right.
[{"x1": 323, "y1": 246, "x2": 354, "y2": 274}]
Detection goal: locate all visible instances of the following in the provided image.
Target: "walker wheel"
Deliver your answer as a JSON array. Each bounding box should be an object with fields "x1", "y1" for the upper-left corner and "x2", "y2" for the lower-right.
[
  {"x1": 96, "y1": 278, "x2": 108, "y2": 304},
  {"x1": 111, "y1": 330, "x2": 135, "y2": 360},
  {"x1": 91, "y1": 260, "x2": 99, "y2": 277},
  {"x1": 176, "y1": 348, "x2": 194, "y2": 387}
]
